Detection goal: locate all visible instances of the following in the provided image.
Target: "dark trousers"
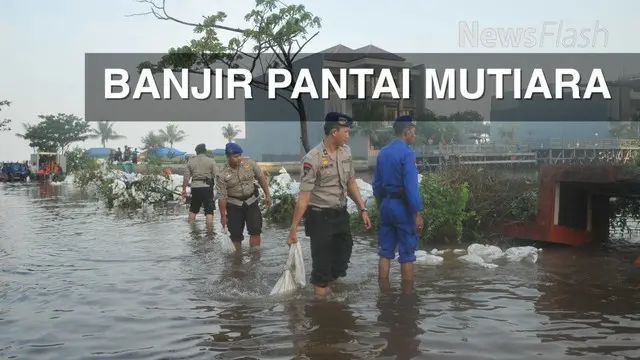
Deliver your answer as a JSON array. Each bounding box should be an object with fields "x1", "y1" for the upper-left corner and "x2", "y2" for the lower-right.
[
  {"x1": 189, "y1": 186, "x2": 215, "y2": 215},
  {"x1": 226, "y1": 200, "x2": 262, "y2": 242},
  {"x1": 305, "y1": 206, "x2": 353, "y2": 287}
]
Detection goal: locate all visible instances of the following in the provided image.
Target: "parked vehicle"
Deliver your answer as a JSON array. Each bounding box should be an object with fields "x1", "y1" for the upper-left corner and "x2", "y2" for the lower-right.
[{"x1": 0, "y1": 162, "x2": 30, "y2": 182}]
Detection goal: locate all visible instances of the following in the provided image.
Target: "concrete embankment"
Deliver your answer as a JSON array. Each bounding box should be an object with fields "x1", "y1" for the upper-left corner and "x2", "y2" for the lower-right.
[{"x1": 135, "y1": 160, "x2": 373, "y2": 175}]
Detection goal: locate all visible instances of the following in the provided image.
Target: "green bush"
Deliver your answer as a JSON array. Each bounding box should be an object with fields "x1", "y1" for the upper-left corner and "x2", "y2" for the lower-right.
[
  {"x1": 419, "y1": 172, "x2": 474, "y2": 243},
  {"x1": 350, "y1": 172, "x2": 474, "y2": 244},
  {"x1": 262, "y1": 168, "x2": 540, "y2": 244},
  {"x1": 65, "y1": 146, "x2": 91, "y2": 174},
  {"x1": 262, "y1": 176, "x2": 297, "y2": 224}
]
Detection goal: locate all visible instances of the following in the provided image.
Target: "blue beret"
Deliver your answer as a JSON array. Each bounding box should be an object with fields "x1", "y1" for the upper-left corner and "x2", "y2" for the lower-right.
[
  {"x1": 324, "y1": 112, "x2": 353, "y2": 127},
  {"x1": 225, "y1": 142, "x2": 243, "y2": 154},
  {"x1": 393, "y1": 115, "x2": 416, "y2": 127}
]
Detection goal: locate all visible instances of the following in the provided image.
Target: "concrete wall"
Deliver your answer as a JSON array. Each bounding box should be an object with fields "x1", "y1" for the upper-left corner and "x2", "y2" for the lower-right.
[{"x1": 237, "y1": 53, "x2": 369, "y2": 161}]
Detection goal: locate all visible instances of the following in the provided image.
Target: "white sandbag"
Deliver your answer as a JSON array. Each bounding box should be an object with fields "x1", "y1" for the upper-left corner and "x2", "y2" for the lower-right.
[
  {"x1": 467, "y1": 244, "x2": 504, "y2": 262},
  {"x1": 291, "y1": 242, "x2": 306, "y2": 286},
  {"x1": 269, "y1": 268, "x2": 296, "y2": 296},
  {"x1": 270, "y1": 245, "x2": 299, "y2": 296},
  {"x1": 416, "y1": 250, "x2": 444, "y2": 265},
  {"x1": 458, "y1": 253, "x2": 499, "y2": 268},
  {"x1": 504, "y1": 246, "x2": 539, "y2": 263},
  {"x1": 430, "y1": 248, "x2": 446, "y2": 255},
  {"x1": 220, "y1": 235, "x2": 236, "y2": 253},
  {"x1": 453, "y1": 249, "x2": 466, "y2": 254}
]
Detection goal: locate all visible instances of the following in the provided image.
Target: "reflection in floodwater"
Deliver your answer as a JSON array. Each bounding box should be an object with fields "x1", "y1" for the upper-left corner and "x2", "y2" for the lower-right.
[
  {"x1": 301, "y1": 299, "x2": 359, "y2": 359},
  {"x1": 376, "y1": 283, "x2": 423, "y2": 360},
  {"x1": 535, "y1": 247, "x2": 640, "y2": 358},
  {"x1": 0, "y1": 182, "x2": 639, "y2": 359}
]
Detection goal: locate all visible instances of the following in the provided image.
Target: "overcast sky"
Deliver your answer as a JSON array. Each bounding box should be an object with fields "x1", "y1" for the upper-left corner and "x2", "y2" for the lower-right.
[{"x1": 1, "y1": 0, "x2": 639, "y2": 161}]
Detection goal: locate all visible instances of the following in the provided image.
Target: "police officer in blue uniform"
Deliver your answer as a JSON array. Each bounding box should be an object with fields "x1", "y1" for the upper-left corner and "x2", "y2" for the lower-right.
[
  {"x1": 372, "y1": 115, "x2": 424, "y2": 291},
  {"x1": 287, "y1": 112, "x2": 371, "y2": 296}
]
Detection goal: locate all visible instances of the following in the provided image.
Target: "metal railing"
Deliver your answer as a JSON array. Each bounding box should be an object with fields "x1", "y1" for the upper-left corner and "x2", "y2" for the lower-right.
[{"x1": 367, "y1": 138, "x2": 640, "y2": 157}]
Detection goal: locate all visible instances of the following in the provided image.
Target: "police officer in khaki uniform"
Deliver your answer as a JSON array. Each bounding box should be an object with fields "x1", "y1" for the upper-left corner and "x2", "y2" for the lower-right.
[
  {"x1": 181, "y1": 143, "x2": 218, "y2": 226},
  {"x1": 216, "y1": 142, "x2": 271, "y2": 249},
  {"x1": 287, "y1": 112, "x2": 372, "y2": 296}
]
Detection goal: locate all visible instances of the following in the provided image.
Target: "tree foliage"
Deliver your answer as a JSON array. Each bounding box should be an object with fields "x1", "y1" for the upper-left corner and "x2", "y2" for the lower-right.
[
  {"x1": 140, "y1": 130, "x2": 166, "y2": 151},
  {"x1": 131, "y1": 0, "x2": 321, "y2": 152},
  {"x1": 158, "y1": 123, "x2": 186, "y2": 147},
  {"x1": 350, "y1": 107, "x2": 487, "y2": 149},
  {"x1": 351, "y1": 102, "x2": 393, "y2": 148},
  {"x1": 0, "y1": 100, "x2": 12, "y2": 132},
  {"x1": 19, "y1": 114, "x2": 91, "y2": 153},
  {"x1": 447, "y1": 110, "x2": 489, "y2": 141},
  {"x1": 89, "y1": 121, "x2": 126, "y2": 147},
  {"x1": 222, "y1": 123, "x2": 241, "y2": 142},
  {"x1": 65, "y1": 146, "x2": 91, "y2": 173},
  {"x1": 609, "y1": 120, "x2": 640, "y2": 138}
]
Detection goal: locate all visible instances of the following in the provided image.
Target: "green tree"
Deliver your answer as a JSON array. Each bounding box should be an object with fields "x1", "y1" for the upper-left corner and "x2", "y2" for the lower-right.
[
  {"x1": 609, "y1": 116, "x2": 640, "y2": 138},
  {"x1": 140, "y1": 130, "x2": 166, "y2": 151},
  {"x1": 89, "y1": 121, "x2": 126, "y2": 147},
  {"x1": 131, "y1": 0, "x2": 321, "y2": 152},
  {"x1": 414, "y1": 110, "x2": 463, "y2": 144},
  {"x1": 351, "y1": 102, "x2": 393, "y2": 149},
  {"x1": 447, "y1": 110, "x2": 489, "y2": 141},
  {"x1": 65, "y1": 146, "x2": 91, "y2": 173},
  {"x1": 158, "y1": 123, "x2": 186, "y2": 147},
  {"x1": 19, "y1": 114, "x2": 91, "y2": 153},
  {"x1": 222, "y1": 123, "x2": 241, "y2": 142},
  {"x1": 0, "y1": 100, "x2": 11, "y2": 132}
]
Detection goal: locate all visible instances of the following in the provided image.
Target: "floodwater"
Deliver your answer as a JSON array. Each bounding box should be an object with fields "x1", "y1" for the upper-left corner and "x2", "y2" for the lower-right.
[{"x1": 1, "y1": 182, "x2": 640, "y2": 360}]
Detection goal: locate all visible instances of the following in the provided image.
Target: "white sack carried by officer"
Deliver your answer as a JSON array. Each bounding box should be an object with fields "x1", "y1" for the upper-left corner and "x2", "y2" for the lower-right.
[
  {"x1": 270, "y1": 242, "x2": 306, "y2": 295},
  {"x1": 285, "y1": 112, "x2": 371, "y2": 297}
]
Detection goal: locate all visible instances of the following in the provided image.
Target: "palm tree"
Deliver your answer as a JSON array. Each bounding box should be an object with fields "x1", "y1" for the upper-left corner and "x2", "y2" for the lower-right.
[
  {"x1": 88, "y1": 121, "x2": 126, "y2": 147},
  {"x1": 15, "y1": 123, "x2": 37, "y2": 153},
  {"x1": 140, "y1": 130, "x2": 166, "y2": 151},
  {"x1": 222, "y1": 123, "x2": 241, "y2": 142},
  {"x1": 158, "y1": 123, "x2": 186, "y2": 148},
  {"x1": 0, "y1": 100, "x2": 10, "y2": 132}
]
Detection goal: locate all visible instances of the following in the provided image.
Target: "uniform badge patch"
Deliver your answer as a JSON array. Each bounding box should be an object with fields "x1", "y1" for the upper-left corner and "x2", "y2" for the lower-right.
[{"x1": 303, "y1": 162, "x2": 313, "y2": 175}]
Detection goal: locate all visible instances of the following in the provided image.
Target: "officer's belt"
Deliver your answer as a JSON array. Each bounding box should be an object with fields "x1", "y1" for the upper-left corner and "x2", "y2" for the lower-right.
[
  {"x1": 227, "y1": 194, "x2": 257, "y2": 206},
  {"x1": 382, "y1": 188, "x2": 406, "y2": 199},
  {"x1": 192, "y1": 177, "x2": 214, "y2": 185},
  {"x1": 229, "y1": 194, "x2": 255, "y2": 202},
  {"x1": 309, "y1": 205, "x2": 347, "y2": 212}
]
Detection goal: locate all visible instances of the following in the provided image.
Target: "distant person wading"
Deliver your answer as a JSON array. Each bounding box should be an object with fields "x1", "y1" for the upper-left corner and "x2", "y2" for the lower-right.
[
  {"x1": 216, "y1": 142, "x2": 271, "y2": 250},
  {"x1": 287, "y1": 112, "x2": 372, "y2": 296},
  {"x1": 182, "y1": 143, "x2": 218, "y2": 226}
]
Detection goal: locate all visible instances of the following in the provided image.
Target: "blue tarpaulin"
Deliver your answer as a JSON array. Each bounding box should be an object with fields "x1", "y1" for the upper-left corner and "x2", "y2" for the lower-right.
[
  {"x1": 152, "y1": 147, "x2": 186, "y2": 157},
  {"x1": 87, "y1": 147, "x2": 114, "y2": 157}
]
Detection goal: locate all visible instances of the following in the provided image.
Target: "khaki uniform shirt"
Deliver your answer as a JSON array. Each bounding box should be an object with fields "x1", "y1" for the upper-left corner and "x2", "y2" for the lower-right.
[
  {"x1": 299, "y1": 141, "x2": 355, "y2": 208},
  {"x1": 216, "y1": 158, "x2": 264, "y2": 206},
  {"x1": 186, "y1": 154, "x2": 218, "y2": 188}
]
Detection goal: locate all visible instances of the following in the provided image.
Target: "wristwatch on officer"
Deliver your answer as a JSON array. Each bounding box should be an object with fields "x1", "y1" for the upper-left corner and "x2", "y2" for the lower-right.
[{"x1": 359, "y1": 208, "x2": 368, "y2": 213}]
